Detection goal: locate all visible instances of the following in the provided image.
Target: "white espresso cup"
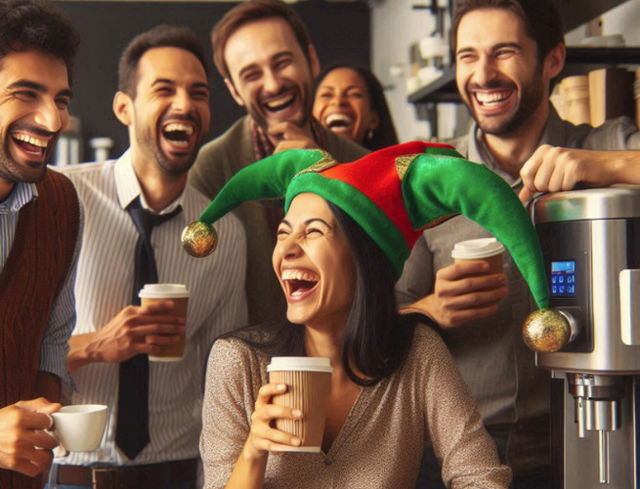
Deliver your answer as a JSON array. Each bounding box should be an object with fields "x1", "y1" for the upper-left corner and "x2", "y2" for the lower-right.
[
  {"x1": 51, "y1": 404, "x2": 108, "y2": 452},
  {"x1": 138, "y1": 283, "x2": 189, "y2": 362}
]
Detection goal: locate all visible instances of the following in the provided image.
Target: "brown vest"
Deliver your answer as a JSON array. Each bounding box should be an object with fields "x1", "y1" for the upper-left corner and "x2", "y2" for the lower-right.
[{"x1": 0, "y1": 170, "x2": 80, "y2": 489}]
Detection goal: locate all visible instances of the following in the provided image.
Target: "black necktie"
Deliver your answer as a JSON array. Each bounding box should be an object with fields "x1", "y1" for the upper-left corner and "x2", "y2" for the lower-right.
[{"x1": 115, "y1": 197, "x2": 182, "y2": 460}]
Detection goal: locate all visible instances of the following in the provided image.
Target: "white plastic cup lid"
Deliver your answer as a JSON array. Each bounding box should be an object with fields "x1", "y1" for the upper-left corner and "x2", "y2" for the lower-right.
[
  {"x1": 451, "y1": 238, "x2": 505, "y2": 260},
  {"x1": 267, "y1": 356, "x2": 333, "y2": 373},
  {"x1": 139, "y1": 283, "x2": 189, "y2": 299}
]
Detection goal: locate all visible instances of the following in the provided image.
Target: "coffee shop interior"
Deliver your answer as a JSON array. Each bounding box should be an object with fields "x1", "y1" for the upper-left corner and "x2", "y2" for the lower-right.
[
  {"x1": 55, "y1": 0, "x2": 640, "y2": 165},
  {"x1": 52, "y1": 1, "x2": 640, "y2": 488},
  {"x1": 51, "y1": 0, "x2": 640, "y2": 489}
]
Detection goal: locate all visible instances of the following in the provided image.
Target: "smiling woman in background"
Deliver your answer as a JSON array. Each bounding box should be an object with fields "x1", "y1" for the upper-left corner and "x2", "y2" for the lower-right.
[{"x1": 313, "y1": 65, "x2": 398, "y2": 151}]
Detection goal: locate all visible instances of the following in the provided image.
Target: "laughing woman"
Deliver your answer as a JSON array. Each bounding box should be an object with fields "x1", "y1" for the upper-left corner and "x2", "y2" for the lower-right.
[
  {"x1": 191, "y1": 142, "x2": 550, "y2": 489},
  {"x1": 313, "y1": 64, "x2": 398, "y2": 151}
]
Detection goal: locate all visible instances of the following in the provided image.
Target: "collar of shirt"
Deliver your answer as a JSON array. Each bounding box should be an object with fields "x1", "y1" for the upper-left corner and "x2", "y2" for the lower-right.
[
  {"x1": 114, "y1": 149, "x2": 183, "y2": 215},
  {"x1": 0, "y1": 181, "x2": 38, "y2": 215},
  {"x1": 464, "y1": 104, "x2": 562, "y2": 190}
]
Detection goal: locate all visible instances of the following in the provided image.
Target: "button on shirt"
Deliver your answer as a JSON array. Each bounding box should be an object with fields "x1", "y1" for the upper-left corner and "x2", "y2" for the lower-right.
[
  {"x1": 0, "y1": 180, "x2": 78, "y2": 383},
  {"x1": 61, "y1": 151, "x2": 248, "y2": 466}
]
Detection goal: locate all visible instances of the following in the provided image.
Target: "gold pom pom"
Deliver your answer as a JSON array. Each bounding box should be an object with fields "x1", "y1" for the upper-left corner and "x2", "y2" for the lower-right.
[
  {"x1": 181, "y1": 221, "x2": 217, "y2": 257},
  {"x1": 522, "y1": 308, "x2": 571, "y2": 353}
]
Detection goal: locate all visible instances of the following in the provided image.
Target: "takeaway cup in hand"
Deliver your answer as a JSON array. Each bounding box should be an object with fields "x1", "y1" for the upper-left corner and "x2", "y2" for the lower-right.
[
  {"x1": 452, "y1": 237, "x2": 505, "y2": 274},
  {"x1": 138, "y1": 283, "x2": 189, "y2": 361},
  {"x1": 267, "y1": 357, "x2": 333, "y2": 453},
  {"x1": 51, "y1": 404, "x2": 108, "y2": 452}
]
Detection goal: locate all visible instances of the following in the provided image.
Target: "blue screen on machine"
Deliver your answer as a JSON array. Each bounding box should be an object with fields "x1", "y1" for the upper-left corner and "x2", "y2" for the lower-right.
[{"x1": 551, "y1": 260, "x2": 576, "y2": 297}]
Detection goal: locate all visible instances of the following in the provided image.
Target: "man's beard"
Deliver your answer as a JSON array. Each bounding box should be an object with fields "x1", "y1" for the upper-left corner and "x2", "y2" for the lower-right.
[
  {"x1": 470, "y1": 70, "x2": 545, "y2": 137},
  {"x1": 0, "y1": 142, "x2": 48, "y2": 184},
  {"x1": 250, "y1": 82, "x2": 312, "y2": 135},
  {"x1": 135, "y1": 118, "x2": 200, "y2": 177}
]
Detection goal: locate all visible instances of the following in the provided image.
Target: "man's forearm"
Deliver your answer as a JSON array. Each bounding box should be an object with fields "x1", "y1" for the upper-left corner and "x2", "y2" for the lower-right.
[{"x1": 67, "y1": 333, "x2": 97, "y2": 372}]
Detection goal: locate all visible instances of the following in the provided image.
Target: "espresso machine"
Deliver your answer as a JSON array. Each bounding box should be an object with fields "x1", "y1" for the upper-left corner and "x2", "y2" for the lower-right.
[{"x1": 522, "y1": 186, "x2": 640, "y2": 489}]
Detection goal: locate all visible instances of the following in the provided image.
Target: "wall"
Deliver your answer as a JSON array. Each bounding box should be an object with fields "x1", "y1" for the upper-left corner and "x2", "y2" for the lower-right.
[
  {"x1": 370, "y1": 0, "x2": 433, "y2": 143},
  {"x1": 371, "y1": 0, "x2": 640, "y2": 144}
]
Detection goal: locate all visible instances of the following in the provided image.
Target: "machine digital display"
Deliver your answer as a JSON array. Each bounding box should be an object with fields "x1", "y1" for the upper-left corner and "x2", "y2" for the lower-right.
[{"x1": 551, "y1": 260, "x2": 576, "y2": 297}]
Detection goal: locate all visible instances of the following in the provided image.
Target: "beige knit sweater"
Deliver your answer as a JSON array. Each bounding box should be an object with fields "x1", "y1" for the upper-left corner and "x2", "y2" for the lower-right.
[{"x1": 201, "y1": 324, "x2": 512, "y2": 489}]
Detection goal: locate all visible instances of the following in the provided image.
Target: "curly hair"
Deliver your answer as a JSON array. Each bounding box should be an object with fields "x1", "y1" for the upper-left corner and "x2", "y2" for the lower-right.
[
  {"x1": 118, "y1": 24, "x2": 208, "y2": 98},
  {"x1": 0, "y1": 0, "x2": 79, "y2": 78}
]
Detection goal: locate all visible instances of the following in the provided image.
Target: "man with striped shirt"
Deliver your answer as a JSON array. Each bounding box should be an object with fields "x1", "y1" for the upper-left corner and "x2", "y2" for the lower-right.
[
  {"x1": 50, "y1": 26, "x2": 247, "y2": 489},
  {"x1": 0, "y1": 2, "x2": 82, "y2": 488}
]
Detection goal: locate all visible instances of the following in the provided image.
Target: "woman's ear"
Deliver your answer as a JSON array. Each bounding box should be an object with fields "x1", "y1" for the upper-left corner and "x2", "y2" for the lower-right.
[
  {"x1": 369, "y1": 110, "x2": 380, "y2": 131},
  {"x1": 113, "y1": 91, "x2": 133, "y2": 126}
]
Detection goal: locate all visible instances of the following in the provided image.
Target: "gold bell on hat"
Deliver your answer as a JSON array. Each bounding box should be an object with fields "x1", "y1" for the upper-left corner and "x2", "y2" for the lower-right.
[
  {"x1": 522, "y1": 308, "x2": 571, "y2": 353},
  {"x1": 181, "y1": 221, "x2": 217, "y2": 258}
]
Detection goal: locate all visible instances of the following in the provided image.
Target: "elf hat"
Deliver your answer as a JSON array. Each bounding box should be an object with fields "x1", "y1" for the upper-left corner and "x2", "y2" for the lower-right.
[{"x1": 182, "y1": 141, "x2": 549, "y2": 309}]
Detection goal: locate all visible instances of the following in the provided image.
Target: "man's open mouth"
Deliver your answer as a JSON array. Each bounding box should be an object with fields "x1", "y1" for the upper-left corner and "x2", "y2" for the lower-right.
[
  {"x1": 263, "y1": 91, "x2": 297, "y2": 113},
  {"x1": 473, "y1": 89, "x2": 513, "y2": 108},
  {"x1": 11, "y1": 132, "x2": 49, "y2": 157},
  {"x1": 161, "y1": 122, "x2": 195, "y2": 149}
]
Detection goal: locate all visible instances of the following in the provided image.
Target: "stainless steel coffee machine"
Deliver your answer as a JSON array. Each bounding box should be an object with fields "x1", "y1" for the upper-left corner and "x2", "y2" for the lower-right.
[{"x1": 522, "y1": 186, "x2": 640, "y2": 488}]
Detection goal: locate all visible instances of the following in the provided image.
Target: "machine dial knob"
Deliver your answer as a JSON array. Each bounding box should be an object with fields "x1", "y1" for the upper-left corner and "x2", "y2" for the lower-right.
[{"x1": 522, "y1": 309, "x2": 573, "y2": 352}]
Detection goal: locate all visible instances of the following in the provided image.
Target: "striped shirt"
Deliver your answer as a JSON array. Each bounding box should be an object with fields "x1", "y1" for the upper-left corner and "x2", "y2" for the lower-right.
[
  {"x1": 60, "y1": 151, "x2": 248, "y2": 466},
  {"x1": 0, "y1": 177, "x2": 79, "y2": 383}
]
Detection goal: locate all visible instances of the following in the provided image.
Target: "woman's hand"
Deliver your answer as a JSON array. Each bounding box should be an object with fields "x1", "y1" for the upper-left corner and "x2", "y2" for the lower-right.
[{"x1": 242, "y1": 383, "x2": 303, "y2": 461}]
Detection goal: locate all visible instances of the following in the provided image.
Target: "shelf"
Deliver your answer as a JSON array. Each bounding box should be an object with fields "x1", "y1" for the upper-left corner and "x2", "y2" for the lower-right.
[{"x1": 408, "y1": 47, "x2": 640, "y2": 106}]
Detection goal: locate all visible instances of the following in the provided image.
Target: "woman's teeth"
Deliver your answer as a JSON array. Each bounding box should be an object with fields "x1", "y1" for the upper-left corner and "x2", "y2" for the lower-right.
[
  {"x1": 325, "y1": 113, "x2": 353, "y2": 129},
  {"x1": 282, "y1": 269, "x2": 319, "y2": 282}
]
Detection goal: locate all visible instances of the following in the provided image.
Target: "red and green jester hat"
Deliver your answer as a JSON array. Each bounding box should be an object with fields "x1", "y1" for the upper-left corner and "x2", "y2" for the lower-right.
[{"x1": 182, "y1": 141, "x2": 550, "y2": 311}]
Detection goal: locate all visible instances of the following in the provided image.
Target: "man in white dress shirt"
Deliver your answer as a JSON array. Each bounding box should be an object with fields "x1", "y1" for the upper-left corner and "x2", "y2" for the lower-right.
[{"x1": 49, "y1": 25, "x2": 248, "y2": 489}]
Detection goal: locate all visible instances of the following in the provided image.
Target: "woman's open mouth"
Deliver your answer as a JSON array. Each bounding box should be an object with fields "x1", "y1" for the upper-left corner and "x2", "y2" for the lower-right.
[{"x1": 281, "y1": 269, "x2": 319, "y2": 300}]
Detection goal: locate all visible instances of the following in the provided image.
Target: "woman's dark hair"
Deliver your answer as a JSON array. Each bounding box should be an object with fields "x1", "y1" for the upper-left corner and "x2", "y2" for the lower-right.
[
  {"x1": 221, "y1": 201, "x2": 416, "y2": 386},
  {"x1": 314, "y1": 64, "x2": 399, "y2": 151}
]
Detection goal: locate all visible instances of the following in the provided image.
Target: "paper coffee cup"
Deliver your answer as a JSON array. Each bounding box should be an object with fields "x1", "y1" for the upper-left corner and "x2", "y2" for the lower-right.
[
  {"x1": 452, "y1": 237, "x2": 505, "y2": 273},
  {"x1": 139, "y1": 283, "x2": 189, "y2": 362},
  {"x1": 51, "y1": 404, "x2": 108, "y2": 452},
  {"x1": 267, "y1": 357, "x2": 333, "y2": 453}
]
